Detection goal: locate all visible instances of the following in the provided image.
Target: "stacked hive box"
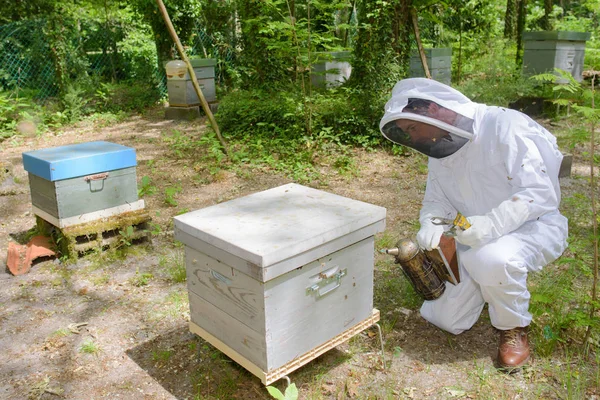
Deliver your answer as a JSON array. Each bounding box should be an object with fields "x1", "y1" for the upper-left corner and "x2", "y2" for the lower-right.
[
  {"x1": 165, "y1": 58, "x2": 217, "y2": 120},
  {"x1": 409, "y1": 48, "x2": 452, "y2": 85},
  {"x1": 174, "y1": 183, "x2": 386, "y2": 384},
  {"x1": 522, "y1": 31, "x2": 591, "y2": 82}
]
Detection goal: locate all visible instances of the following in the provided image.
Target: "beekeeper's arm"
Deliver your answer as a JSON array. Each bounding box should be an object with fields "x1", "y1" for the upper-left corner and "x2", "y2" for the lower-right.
[
  {"x1": 456, "y1": 115, "x2": 560, "y2": 247},
  {"x1": 418, "y1": 165, "x2": 458, "y2": 250}
]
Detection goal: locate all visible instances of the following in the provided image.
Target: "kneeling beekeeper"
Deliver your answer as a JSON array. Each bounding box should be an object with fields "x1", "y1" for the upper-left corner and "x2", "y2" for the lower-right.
[{"x1": 380, "y1": 78, "x2": 568, "y2": 370}]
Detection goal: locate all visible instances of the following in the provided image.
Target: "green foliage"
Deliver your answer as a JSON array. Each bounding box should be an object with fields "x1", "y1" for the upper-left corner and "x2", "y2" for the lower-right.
[
  {"x1": 117, "y1": 22, "x2": 160, "y2": 83},
  {"x1": 0, "y1": 93, "x2": 34, "y2": 139},
  {"x1": 531, "y1": 69, "x2": 600, "y2": 121},
  {"x1": 527, "y1": 70, "x2": 600, "y2": 359},
  {"x1": 118, "y1": 226, "x2": 135, "y2": 248},
  {"x1": 164, "y1": 185, "x2": 182, "y2": 207},
  {"x1": 218, "y1": 86, "x2": 381, "y2": 147},
  {"x1": 138, "y1": 176, "x2": 157, "y2": 198},
  {"x1": 455, "y1": 41, "x2": 539, "y2": 107},
  {"x1": 237, "y1": 0, "x2": 351, "y2": 89},
  {"x1": 79, "y1": 339, "x2": 101, "y2": 355},
  {"x1": 129, "y1": 267, "x2": 154, "y2": 287},
  {"x1": 159, "y1": 250, "x2": 186, "y2": 283},
  {"x1": 152, "y1": 349, "x2": 173, "y2": 363},
  {"x1": 266, "y1": 383, "x2": 299, "y2": 400},
  {"x1": 91, "y1": 82, "x2": 161, "y2": 114},
  {"x1": 216, "y1": 85, "x2": 381, "y2": 183}
]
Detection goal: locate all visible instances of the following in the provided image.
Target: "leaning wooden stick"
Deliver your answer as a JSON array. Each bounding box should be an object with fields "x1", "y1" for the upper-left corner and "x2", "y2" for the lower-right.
[
  {"x1": 155, "y1": 0, "x2": 232, "y2": 159},
  {"x1": 411, "y1": 7, "x2": 431, "y2": 79}
]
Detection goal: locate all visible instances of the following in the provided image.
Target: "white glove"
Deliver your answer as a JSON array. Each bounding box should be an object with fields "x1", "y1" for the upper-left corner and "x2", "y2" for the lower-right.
[
  {"x1": 417, "y1": 221, "x2": 446, "y2": 250},
  {"x1": 455, "y1": 216, "x2": 495, "y2": 247},
  {"x1": 455, "y1": 198, "x2": 530, "y2": 248}
]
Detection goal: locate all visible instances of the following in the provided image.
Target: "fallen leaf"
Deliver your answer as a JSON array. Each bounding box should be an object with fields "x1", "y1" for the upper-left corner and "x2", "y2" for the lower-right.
[
  {"x1": 346, "y1": 380, "x2": 359, "y2": 398},
  {"x1": 321, "y1": 382, "x2": 336, "y2": 394}
]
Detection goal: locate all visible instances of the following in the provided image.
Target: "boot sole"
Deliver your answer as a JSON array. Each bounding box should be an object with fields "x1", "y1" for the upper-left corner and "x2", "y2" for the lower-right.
[{"x1": 496, "y1": 356, "x2": 531, "y2": 374}]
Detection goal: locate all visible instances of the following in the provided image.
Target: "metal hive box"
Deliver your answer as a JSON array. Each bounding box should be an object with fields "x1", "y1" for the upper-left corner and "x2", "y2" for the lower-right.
[
  {"x1": 22, "y1": 141, "x2": 142, "y2": 228},
  {"x1": 174, "y1": 183, "x2": 386, "y2": 384}
]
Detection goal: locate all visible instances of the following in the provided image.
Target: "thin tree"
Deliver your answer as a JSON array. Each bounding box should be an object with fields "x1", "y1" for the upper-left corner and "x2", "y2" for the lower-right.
[{"x1": 504, "y1": 0, "x2": 518, "y2": 39}]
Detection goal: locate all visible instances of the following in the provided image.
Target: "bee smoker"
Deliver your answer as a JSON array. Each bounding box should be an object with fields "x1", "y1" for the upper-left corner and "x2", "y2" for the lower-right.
[{"x1": 384, "y1": 237, "x2": 459, "y2": 301}]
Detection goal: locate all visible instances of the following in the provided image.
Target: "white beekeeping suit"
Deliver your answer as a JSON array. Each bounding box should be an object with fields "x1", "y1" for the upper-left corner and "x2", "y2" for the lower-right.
[{"x1": 380, "y1": 78, "x2": 568, "y2": 334}]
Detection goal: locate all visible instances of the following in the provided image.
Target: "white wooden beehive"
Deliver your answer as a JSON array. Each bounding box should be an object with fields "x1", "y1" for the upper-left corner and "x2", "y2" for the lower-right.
[{"x1": 174, "y1": 183, "x2": 386, "y2": 384}]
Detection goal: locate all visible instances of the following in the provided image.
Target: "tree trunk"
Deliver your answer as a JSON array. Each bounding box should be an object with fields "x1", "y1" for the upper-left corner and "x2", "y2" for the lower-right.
[
  {"x1": 542, "y1": 0, "x2": 553, "y2": 31},
  {"x1": 504, "y1": 0, "x2": 518, "y2": 39},
  {"x1": 515, "y1": 0, "x2": 527, "y2": 66}
]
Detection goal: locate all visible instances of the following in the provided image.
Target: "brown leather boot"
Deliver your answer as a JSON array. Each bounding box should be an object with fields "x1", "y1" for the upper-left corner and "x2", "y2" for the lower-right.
[{"x1": 497, "y1": 327, "x2": 530, "y2": 371}]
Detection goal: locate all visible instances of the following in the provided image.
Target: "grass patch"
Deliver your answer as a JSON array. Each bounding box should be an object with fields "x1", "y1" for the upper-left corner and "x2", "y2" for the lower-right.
[
  {"x1": 148, "y1": 290, "x2": 189, "y2": 321},
  {"x1": 51, "y1": 328, "x2": 72, "y2": 338},
  {"x1": 152, "y1": 349, "x2": 173, "y2": 363},
  {"x1": 129, "y1": 268, "x2": 154, "y2": 287},
  {"x1": 79, "y1": 338, "x2": 101, "y2": 355},
  {"x1": 90, "y1": 273, "x2": 110, "y2": 286},
  {"x1": 159, "y1": 249, "x2": 186, "y2": 283}
]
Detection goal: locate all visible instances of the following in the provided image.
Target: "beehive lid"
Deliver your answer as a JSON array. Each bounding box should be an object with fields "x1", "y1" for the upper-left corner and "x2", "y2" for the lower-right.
[
  {"x1": 523, "y1": 31, "x2": 591, "y2": 42},
  {"x1": 410, "y1": 47, "x2": 452, "y2": 58},
  {"x1": 23, "y1": 141, "x2": 136, "y2": 181},
  {"x1": 174, "y1": 183, "x2": 386, "y2": 281},
  {"x1": 189, "y1": 58, "x2": 217, "y2": 67}
]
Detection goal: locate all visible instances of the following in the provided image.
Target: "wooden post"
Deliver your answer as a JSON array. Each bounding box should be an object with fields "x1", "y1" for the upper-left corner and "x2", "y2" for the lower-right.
[
  {"x1": 410, "y1": 7, "x2": 431, "y2": 79},
  {"x1": 155, "y1": 0, "x2": 232, "y2": 159}
]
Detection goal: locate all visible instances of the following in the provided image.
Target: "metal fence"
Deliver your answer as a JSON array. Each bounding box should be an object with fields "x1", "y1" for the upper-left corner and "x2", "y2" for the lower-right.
[
  {"x1": 0, "y1": 19, "x2": 58, "y2": 100},
  {"x1": 189, "y1": 22, "x2": 237, "y2": 88},
  {"x1": 0, "y1": 18, "x2": 234, "y2": 102}
]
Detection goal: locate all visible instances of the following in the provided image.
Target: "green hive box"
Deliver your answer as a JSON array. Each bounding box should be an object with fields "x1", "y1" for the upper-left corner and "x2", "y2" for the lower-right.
[
  {"x1": 166, "y1": 58, "x2": 217, "y2": 106},
  {"x1": 522, "y1": 31, "x2": 591, "y2": 82},
  {"x1": 409, "y1": 48, "x2": 452, "y2": 85}
]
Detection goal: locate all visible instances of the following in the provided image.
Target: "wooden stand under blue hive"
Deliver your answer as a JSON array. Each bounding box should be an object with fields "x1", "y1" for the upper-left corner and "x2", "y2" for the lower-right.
[{"x1": 22, "y1": 141, "x2": 151, "y2": 258}]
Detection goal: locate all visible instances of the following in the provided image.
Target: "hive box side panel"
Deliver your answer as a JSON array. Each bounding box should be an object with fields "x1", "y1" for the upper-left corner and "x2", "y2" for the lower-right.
[
  {"x1": 54, "y1": 167, "x2": 138, "y2": 219},
  {"x1": 175, "y1": 229, "x2": 262, "y2": 280},
  {"x1": 177, "y1": 220, "x2": 386, "y2": 283},
  {"x1": 260, "y1": 221, "x2": 385, "y2": 282},
  {"x1": 28, "y1": 174, "x2": 59, "y2": 217},
  {"x1": 188, "y1": 291, "x2": 267, "y2": 370},
  {"x1": 198, "y1": 78, "x2": 217, "y2": 103},
  {"x1": 185, "y1": 246, "x2": 266, "y2": 333},
  {"x1": 264, "y1": 237, "x2": 375, "y2": 371}
]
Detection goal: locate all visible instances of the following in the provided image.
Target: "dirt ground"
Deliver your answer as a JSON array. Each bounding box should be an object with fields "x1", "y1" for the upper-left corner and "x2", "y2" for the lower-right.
[{"x1": 0, "y1": 107, "x2": 583, "y2": 399}]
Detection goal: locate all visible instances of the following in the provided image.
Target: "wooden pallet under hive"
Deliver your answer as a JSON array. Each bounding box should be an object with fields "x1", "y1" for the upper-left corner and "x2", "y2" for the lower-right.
[{"x1": 36, "y1": 209, "x2": 151, "y2": 257}]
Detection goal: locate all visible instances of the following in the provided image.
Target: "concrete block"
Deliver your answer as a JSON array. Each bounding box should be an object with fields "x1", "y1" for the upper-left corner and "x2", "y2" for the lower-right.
[{"x1": 165, "y1": 106, "x2": 201, "y2": 121}]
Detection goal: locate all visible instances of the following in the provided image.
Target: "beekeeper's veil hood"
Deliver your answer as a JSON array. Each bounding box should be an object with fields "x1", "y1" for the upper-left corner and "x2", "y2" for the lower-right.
[{"x1": 380, "y1": 78, "x2": 479, "y2": 158}]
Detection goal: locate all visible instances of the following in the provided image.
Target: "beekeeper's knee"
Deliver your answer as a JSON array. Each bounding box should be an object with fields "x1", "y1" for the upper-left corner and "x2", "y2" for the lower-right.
[{"x1": 461, "y1": 241, "x2": 515, "y2": 287}]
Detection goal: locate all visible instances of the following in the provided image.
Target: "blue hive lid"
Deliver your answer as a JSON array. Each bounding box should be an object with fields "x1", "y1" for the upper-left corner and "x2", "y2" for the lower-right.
[{"x1": 23, "y1": 141, "x2": 137, "y2": 181}]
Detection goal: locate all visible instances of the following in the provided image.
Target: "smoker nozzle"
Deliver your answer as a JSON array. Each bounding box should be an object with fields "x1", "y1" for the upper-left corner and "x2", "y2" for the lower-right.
[{"x1": 383, "y1": 248, "x2": 400, "y2": 256}]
